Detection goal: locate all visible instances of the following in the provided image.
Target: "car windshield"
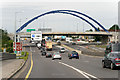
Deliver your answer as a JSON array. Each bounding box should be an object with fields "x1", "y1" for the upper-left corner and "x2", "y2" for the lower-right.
[
  {"x1": 54, "y1": 52, "x2": 60, "y2": 54},
  {"x1": 70, "y1": 39, "x2": 73, "y2": 41},
  {"x1": 112, "y1": 43, "x2": 120, "y2": 51},
  {"x1": 72, "y1": 51, "x2": 78, "y2": 54},
  {"x1": 115, "y1": 54, "x2": 120, "y2": 58},
  {"x1": 47, "y1": 53, "x2": 51, "y2": 55},
  {"x1": 61, "y1": 48, "x2": 65, "y2": 50}
]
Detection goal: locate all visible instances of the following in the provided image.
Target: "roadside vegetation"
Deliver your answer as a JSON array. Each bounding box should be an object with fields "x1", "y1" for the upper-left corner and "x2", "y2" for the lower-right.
[
  {"x1": 19, "y1": 52, "x2": 29, "y2": 61},
  {"x1": 95, "y1": 45, "x2": 107, "y2": 48},
  {"x1": 1, "y1": 29, "x2": 14, "y2": 53}
]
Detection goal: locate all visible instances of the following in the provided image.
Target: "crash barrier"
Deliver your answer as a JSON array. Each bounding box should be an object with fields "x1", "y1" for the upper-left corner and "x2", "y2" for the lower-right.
[{"x1": 1, "y1": 52, "x2": 16, "y2": 60}]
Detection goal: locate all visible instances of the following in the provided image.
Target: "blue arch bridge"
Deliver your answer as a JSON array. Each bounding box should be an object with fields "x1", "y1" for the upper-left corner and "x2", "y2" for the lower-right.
[{"x1": 16, "y1": 10, "x2": 112, "y2": 44}]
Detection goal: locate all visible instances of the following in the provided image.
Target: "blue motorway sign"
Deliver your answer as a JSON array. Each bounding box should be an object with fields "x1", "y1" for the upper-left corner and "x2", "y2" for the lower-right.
[{"x1": 32, "y1": 34, "x2": 35, "y2": 37}]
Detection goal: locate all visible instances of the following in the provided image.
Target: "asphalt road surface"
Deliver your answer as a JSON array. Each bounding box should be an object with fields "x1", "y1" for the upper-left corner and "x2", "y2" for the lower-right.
[
  {"x1": 12, "y1": 43, "x2": 119, "y2": 80},
  {"x1": 63, "y1": 42, "x2": 105, "y2": 57}
]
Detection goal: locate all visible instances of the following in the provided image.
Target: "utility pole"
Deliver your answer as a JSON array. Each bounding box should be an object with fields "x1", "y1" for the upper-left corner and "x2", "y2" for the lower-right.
[
  {"x1": 14, "y1": 11, "x2": 24, "y2": 54},
  {"x1": 14, "y1": 12, "x2": 17, "y2": 54},
  {"x1": 83, "y1": 22, "x2": 84, "y2": 32},
  {"x1": 77, "y1": 23, "x2": 78, "y2": 32},
  {"x1": 115, "y1": 25, "x2": 117, "y2": 43}
]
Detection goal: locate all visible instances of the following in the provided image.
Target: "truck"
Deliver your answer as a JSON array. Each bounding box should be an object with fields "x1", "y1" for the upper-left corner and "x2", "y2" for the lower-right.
[
  {"x1": 46, "y1": 40, "x2": 52, "y2": 51},
  {"x1": 31, "y1": 31, "x2": 42, "y2": 43}
]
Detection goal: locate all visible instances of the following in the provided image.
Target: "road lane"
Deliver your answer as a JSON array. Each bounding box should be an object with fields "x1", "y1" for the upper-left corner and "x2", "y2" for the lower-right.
[
  {"x1": 57, "y1": 43, "x2": 119, "y2": 79},
  {"x1": 28, "y1": 46, "x2": 87, "y2": 78},
  {"x1": 12, "y1": 43, "x2": 119, "y2": 80},
  {"x1": 63, "y1": 42, "x2": 105, "y2": 57},
  {"x1": 30, "y1": 44, "x2": 118, "y2": 79}
]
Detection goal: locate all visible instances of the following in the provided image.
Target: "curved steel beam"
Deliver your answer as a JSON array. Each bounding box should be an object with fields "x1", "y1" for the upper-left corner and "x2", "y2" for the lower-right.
[
  {"x1": 55, "y1": 10, "x2": 108, "y2": 32},
  {"x1": 58, "y1": 11, "x2": 99, "y2": 31},
  {"x1": 16, "y1": 10, "x2": 101, "y2": 33}
]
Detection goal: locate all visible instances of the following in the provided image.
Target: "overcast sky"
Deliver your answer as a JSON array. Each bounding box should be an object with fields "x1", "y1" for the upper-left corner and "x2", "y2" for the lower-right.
[{"x1": 1, "y1": 1, "x2": 119, "y2": 33}]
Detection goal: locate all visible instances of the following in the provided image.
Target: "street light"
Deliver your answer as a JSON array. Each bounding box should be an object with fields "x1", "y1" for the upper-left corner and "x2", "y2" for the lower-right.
[{"x1": 14, "y1": 11, "x2": 24, "y2": 54}]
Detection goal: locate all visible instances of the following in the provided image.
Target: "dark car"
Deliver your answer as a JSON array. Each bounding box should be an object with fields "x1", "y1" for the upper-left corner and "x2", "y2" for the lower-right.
[
  {"x1": 72, "y1": 42, "x2": 76, "y2": 45},
  {"x1": 105, "y1": 43, "x2": 120, "y2": 56},
  {"x1": 102, "y1": 52, "x2": 120, "y2": 70},
  {"x1": 46, "y1": 53, "x2": 52, "y2": 58},
  {"x1": 57, "y1": 42, "x2": 61, "y2": 45},
  {"x1": 41, "y1": 48, "x2": 45, "y2": 52},
  {"x1": 41, "y1": 51, "x2": 47, "y2": 56},
  {"x1": 41, "y1": 39, "x2": 46, "y2": 47},
  {"x1": 68, "y1": 51, "x2": 79, "y2": 59}
]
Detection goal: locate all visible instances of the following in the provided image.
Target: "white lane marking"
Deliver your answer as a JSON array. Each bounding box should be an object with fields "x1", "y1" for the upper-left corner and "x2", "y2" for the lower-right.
[
  {"x1": 90, "y1": 47, "x2": 103, "y2": 52},
  {"x1": 79, "y1": 46, "x2": 86, "y2": 48},
  {"x1": 56, "y1": 46, "x2": 63, "y2": 48},
  {"x1": 91, "y1": 47, "x2": 98, "y2": 51},
  {"x1": 56, "y1": 46, "x2": 68, "y2": 51},
  {"x1": 59, "y1": 62, "x2": 100, "y2": 80},
  {"x1": 83, "y1": 61, "x2": 89, "y2": 63},
  {"x1": 59, "y1": 62, "x2": 90, "y2": 79},
  {"x1": 30, "y1": 47, "x2": 32, "y2": 51}
]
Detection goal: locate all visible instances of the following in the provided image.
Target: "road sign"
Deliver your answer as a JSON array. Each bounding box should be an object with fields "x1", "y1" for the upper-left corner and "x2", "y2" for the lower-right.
[
  {"x1": 26, "y1": 29, "x2": 36, "y2": 32},
  {"x1": 32, "y1": 34, "x2": 35, "y2": 37},
  {"x1": 13, "y1": 42, "x2": 22, "y2": 51}
]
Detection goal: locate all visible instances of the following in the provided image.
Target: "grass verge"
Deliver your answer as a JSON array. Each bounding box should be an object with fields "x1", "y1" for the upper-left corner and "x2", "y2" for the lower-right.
[
  {"x1": 95, "y1": 45, "x2": 106, "y2": 48},
  {"x1": 19, "y1": 52, "x2": 29, "y2": 61}
]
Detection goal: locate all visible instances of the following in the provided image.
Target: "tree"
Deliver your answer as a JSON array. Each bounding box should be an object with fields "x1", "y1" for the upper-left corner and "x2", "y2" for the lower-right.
[
  {"x1": 109, "y1": 24, "x2": 119, "y2": 31},
  {"x1": 94, "y1": 27, "x2": 101, "y2": 41},
  {"x1": 95, "y1": 27, "x2": 100, "y2": 31},
  {"x1": 85, "y1": 29, "x2": 93, "y2": 32},
  {"x1": 94, "y1": 36, "x2": 101, "y2": 41},
  {"x1": 1, "y1": 29, "x2": 13, "y2": 53}
]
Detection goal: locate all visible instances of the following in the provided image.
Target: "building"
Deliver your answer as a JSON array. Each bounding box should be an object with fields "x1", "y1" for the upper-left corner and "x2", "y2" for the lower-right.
[
  {"x1": 38, "y1": 28, "x2": 52, "y2": 32},
  {"x1": 100, "y1": 29, "x2": 120, "y2": 42}
]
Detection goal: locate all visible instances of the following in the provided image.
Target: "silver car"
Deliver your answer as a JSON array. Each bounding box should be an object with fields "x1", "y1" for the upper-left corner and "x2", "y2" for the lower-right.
[
  {"x1": 52, "y1": 52, "x2": 62, "y2": 60},
  {"x1": 60, "y1": 47, "x2": 65, "y2": 53}
]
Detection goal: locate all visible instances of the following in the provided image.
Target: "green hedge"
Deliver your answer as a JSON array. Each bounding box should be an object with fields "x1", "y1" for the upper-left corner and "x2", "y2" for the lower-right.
[
  {"x1": 19, "y1": 52, "x2": 29, "y2": 61},
  {"x1": 6, "y1": 47, "x2": 13, "y2": 53}
]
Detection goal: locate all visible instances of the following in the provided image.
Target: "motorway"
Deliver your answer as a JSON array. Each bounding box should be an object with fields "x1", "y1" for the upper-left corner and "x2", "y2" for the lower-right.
[
  {"x1": 63, "y1": 42, "x2": 105, "y2": 57},
  {"x1": 12, "y1": 42, "x2": 119, "y2": 80}
]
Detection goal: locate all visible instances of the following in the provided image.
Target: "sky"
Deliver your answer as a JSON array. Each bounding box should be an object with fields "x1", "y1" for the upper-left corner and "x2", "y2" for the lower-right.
[{"x1": 0, "y1": 0, "x2": 119, "y2": 33}]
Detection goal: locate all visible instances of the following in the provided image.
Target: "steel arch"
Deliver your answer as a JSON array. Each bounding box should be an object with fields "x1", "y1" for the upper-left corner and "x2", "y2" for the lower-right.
[
  {"x1": 55, "y1": 10, "x2": 108, "y2": 32},
  {"x1": 16, "y1": 10, "x2": 108, "y2": 33}
]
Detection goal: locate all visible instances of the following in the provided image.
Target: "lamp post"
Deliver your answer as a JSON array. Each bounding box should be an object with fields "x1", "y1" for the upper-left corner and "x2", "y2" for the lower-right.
[
  {"x1": 83, "y1": 22, "x2": 84, "y2": 33},
  {"x1": 14, "y1": 11, "x2": 24, "y2": 54},
  {"x1": 14, "y1": 12, "x2": 17, "y2": 53}
]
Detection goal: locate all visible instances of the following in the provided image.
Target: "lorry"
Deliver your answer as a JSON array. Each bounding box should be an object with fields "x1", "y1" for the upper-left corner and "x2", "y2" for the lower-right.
[
  {"x1": 46, "y1": 40, "x2": 52, "y2": 51},
  {"x1": 31, "y1": 31, "x2": 42, "y2": 43}
]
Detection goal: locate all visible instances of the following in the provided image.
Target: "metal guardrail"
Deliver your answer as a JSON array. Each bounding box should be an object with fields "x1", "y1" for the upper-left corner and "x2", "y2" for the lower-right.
[
  {"x1": 0, "y1": 53, "x2": 2, "y2": 61},
  {"x1": 0, "y1": 52, "x2": 16, "y2": 60}
]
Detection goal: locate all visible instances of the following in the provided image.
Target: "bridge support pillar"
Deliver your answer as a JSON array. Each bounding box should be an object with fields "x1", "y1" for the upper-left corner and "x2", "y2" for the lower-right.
[{"x1": 101, "y1": 36, "x2": 109, "y2": 44}]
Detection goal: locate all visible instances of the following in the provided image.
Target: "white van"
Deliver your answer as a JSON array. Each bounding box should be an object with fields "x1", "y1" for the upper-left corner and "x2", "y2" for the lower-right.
[{"x1": 66, "y1": 37, "x2": 73, "y2": 43}]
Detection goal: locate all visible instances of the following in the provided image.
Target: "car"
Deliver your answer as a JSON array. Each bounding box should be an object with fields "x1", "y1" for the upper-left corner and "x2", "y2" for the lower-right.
[
  {"x1": 57, "y1": 42, "x2": 61, "y2": 45},
  {"x1": 46, "y1": 53, "x2": 52, "y2": 58},
  {"x1": 41, "y1": 47, "x2": 45, "y2": 52},
  {"x1": 52, "y1": 52, "x2": 62, "y2": 60},
  {"x1": 41, "y1": 51, "x2": 47, "y2": 56},
  {"x1": 60, "y1": 47, "x2": 65, "y2": 53},
  {"x1": 31, "y1": 41, "x2": 35, "y2": 44},
  {"x1": 102, "y1": 52, "x2": 120, "y2": 70},
  {"x1": 105, "y1": 43, "x2": 120, "y2": 56},
  {"x1": 37, "y1": 43, "x2": 41, "y2": 49},
  {"x1": 68, "y1": 51, "x2": 79, "y2": 59},
  {"x1": 72, "y1": 42, "x2": 76, "y2": 45},
  {"x1": 41, "y1": 39, "x2": 46, "y2": 47},
  {"x1": 57, "y1": 40, "x2": 61, "y2": 43}
]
